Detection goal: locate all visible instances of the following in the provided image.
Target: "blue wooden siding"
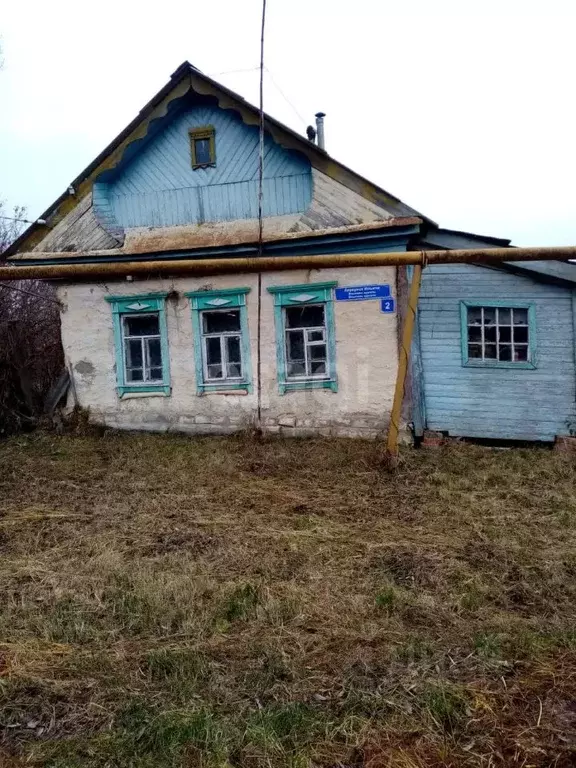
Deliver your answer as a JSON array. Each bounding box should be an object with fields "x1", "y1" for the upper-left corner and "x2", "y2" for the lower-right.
[
  {"x1": 96, "y1": 101, "x2": 312, "y2": 230},
  {"x1": 417, "y1": 263, "x2": 576, "y2": 441}
]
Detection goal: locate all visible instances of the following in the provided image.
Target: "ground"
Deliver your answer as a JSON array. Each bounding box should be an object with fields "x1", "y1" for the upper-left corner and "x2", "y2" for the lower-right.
[{"x1": 0, "y1": 432, "x2": 575, "y2": 767}]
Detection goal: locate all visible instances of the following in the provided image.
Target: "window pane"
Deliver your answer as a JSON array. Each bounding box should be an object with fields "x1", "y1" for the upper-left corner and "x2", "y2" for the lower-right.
[
  {"x1": 286, "y1": 330, "x2": 305, "y2": 362},
  {"x1": 484, "y1": 326, "x2": 497, "y2": 343},
  {"x1": 467, "y1": 307, "x2": 483, "y2": 325},
  {"x1": 311, "y1": 361, "x2": 327, "y2": 375},
  {"x1": 484, "y1": 344, "x2": 497, "y2": 359},
  {"x1": 499, "y1": 345, "x2": 512, "y2": 361},
  {"x1": 513, "y1": 308, "x2": 528, "y2": 325},
  {"x1": 515, "y1": 346, "x2": 528, "y2": 362},
  {"x1": 513, "y1": 326, "x2": 529, "y2": 344},
  {"x1": 227, "y1": 362, "x2": 242, "y2": 378},
  {"x1": 226, "y1": 335, "x2": 241, "y2": 364},
  {"x1": 225, "y1": 335, "x2": 242, "y2": 379},
  {"x1": 147, "y1": 338, "x2": 162, "y2": 367},
  {"x1": 127, "y1": 368, "x2": 143, "y2": 382},
  {"x1": 126, "y1": 338, "x2": 143, "y2": 368},
  {"x1": 307, "y1": 329, "x2": 324, "y2": 342},
  {"x1": 124, "y1": 314, "x2": 160, "y2": 337},
  {"x1": 285, "y1": 305, "x2": 325, "y2": 329},
  {"x1": 205, "y1": 337, "x2": 222, "y2": 365},
  {"x1": 498, "y1": 308, "x2": 511, "y2": 325},
  {"x1": 498, "y1": 326, "x2": 511, "y2": 343},
  {"x1": 149, "y1": 367, "x2": 163, "y2": 381},
  {"x1": 309, "y1": 344, "x2": 327, "y2": 361},
  {"x1": 483, "y1": 308, "x2": 496, "y2": 325},
  {"x1": 287, "y1": 361, "x2": 306, "y2": 377},
  {"x1": 207, "y1": 364, "x2": 223, "y2": 379},
  {"x1": 468, "y1": 344, "x2": 482, "y2": 359},
  {"x1": 468, "y1": 326, "x2": 482, "y2": 342},
  {"x1": 194, "y1": 137, "x2": 211, "y2": 165},
  {"x1": 203, "y1": 310, "x2": 240, "y2": 334}
]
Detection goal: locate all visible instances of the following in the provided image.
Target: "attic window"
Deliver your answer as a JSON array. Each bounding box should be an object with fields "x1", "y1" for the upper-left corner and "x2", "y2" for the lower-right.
[{"x1": 189, "y1": 126, "x2": 216, "y2": 169}]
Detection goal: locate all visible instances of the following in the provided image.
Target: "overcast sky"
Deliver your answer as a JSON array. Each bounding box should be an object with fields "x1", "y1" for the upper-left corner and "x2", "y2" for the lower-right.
[{"x1": 1, "y1": 0, "x2": 575, "y2": 246}]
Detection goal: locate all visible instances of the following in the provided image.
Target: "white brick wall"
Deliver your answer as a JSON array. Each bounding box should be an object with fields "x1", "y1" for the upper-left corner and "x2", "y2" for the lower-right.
[{"x1": 58, "y1": 266, "x2": 399, "y2": 437}]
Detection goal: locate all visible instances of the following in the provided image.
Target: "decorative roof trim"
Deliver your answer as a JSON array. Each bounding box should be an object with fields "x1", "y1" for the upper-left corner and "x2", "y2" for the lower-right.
[{"x1": 6, "y1": 62, "x2": 428, "y2": 257}]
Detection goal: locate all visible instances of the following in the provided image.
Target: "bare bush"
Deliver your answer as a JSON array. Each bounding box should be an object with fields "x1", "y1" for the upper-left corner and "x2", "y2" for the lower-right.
[{"x1": 0, "y1": 201, "x2": 64, "y2": 435}]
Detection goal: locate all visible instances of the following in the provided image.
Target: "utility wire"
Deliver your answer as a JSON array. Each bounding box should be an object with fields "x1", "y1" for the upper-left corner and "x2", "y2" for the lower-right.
[
  {"x1": 256, "y1": 0, "x2": 267, "y2": 428},
  {"x1": 0, "y1": 215, "x2": 37, "y2": 225},
  {"x1": 208, "y1": 64, "x2": 308, "y2": 131},
  {"x1": 0, "y1": 282, "x2": 61, "y2": 305},
  {"x1": 207, "y1": 66, "x2": 261, "y2": 78},
  {"x1": 264, "y1": 67, "x2": 307, "y2": 127}
]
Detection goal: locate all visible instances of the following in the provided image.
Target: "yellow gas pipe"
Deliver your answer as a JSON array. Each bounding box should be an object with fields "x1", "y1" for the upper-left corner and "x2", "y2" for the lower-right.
[
  {"x1": 1, "y1": 245, "x2": 575, "y2": 281},
  {"x1": 2, "y1": 245, "x2": 575, "y2": 457}
]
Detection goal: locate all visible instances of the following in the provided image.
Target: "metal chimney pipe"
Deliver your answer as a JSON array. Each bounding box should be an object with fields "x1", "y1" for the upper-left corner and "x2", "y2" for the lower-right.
[{"x1": 315, "y1": 112, "x2": 326, "y2": 150}]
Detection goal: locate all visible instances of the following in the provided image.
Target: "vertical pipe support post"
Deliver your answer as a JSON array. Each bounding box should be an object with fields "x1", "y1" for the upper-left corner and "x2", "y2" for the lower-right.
[{"x1": 385, "y1": 263, "x2": 423, "y2": 463}]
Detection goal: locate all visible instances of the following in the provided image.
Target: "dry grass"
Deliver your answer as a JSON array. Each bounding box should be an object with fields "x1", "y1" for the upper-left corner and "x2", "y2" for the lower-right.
[{"x1": 0, "y1": 432, "x2": 575, "y2": 766}]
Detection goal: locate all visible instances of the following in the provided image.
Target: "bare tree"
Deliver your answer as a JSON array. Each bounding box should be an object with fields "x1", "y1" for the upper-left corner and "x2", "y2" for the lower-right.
[
  {"x1": 0, "y1": 201, "x2": 64, "y2": 435},
  {"x1": 0, "y1": 45, "x2": 65, "y2": 434},
  {"x1": 0, "y1": 201, "x2": 26, "y2": 251}
]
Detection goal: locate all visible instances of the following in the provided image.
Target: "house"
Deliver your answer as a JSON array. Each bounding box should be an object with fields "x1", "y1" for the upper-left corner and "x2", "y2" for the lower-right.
[
  {"x1": 410, "y1": 228, "x2": 576, "y2": 442},
  {"x1": 6, "y1": 62, "x2": 576, "y2": 443},
  {"x1": 6, "y1": 61, "x2": 427, "y2": 438}
]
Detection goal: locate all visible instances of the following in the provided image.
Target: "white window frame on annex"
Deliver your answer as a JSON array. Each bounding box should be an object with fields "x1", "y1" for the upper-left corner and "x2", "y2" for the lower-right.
[{"x1": 459, "y1": 300, "x2": 537, "y2": 369}]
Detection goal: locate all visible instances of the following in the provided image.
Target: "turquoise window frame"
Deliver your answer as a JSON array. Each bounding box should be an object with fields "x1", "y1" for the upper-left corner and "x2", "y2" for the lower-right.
[
  {"x1": 460, "y1": 300, "x2": 537, "y2": 369},
  {"x1": 105, "y1": 293, "x2": 171, "y2": 397},
  {"x1": 267, "y1": 281, "x2": 338, "y2": 394},
  {"x1": 185, "y1": 288, "x2": 253, "y2": 394}
]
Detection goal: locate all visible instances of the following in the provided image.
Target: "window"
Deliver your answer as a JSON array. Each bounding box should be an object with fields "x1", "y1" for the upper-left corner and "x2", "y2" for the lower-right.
[
  {"x1": 460, "y1": 302, "x2": 536, "y2": 368},
  {"x1": 285, "y1": 305, "x2": 328, "y2": 379},
  {"x1": 105, "y1": 294, "x2": 171, "y2": 396},
  {"x1": 123, "y1": 314, "x2": 163, "y2": 383},
  {"x1": 268, "y1": 282, "x2": 338, "y2": 393},
  {"x1": 189, "y1": 125, "x2": 216, "y2": 169},
  {"x1": 202, "y1": 310, "x2": 243, "y2": 382},
  {"x1": 186, "y1": 288, "x2": 252, "y2": 393}
]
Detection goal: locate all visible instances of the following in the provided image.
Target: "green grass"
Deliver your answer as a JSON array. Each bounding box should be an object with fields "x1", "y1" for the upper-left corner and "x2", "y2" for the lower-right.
[{"x1": 1, "y1": 432, "x2": 576, "y2": 766}]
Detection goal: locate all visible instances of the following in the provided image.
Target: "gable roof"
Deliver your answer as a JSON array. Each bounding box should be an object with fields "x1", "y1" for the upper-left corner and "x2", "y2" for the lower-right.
[{"x1": 6, "y1": 61, "x2": 430, "y2": 258}]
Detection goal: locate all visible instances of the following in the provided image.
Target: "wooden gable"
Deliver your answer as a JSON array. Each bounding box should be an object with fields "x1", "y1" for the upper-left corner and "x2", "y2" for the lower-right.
[{"x1": 7, "y1": 62, "x2": 426, "y2": 260}]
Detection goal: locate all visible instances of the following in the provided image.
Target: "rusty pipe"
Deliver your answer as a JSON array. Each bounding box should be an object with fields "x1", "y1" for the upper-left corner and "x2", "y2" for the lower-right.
[
  {"x1": 386, "y1": 263, "x2": 422, "y2": 462},
  {"x1": 0, "y1": 246, "x2": 575, "y2": 281}
]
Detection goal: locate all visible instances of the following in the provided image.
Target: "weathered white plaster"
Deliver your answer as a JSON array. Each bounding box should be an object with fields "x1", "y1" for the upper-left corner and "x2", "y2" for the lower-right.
[{"x1": 57, "y1": 265, "x2": 398, "y2": 437}]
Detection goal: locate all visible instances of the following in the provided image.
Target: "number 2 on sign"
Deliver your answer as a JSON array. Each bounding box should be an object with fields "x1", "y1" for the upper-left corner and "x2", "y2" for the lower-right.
[{"x1": 381, "y1": 298, "x2": 395, "y2": 313}]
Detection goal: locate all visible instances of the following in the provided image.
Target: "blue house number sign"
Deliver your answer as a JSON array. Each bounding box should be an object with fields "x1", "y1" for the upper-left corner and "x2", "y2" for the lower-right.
[
  {"x1": 335, "y1": 284, "x2": 391, "y2": 301},
  {"x1": 334, "y1": 284, "x2": 396, "y2": 313},
  {"x1": 381, "y1": 298, "x2": 396, "y2": 313}
]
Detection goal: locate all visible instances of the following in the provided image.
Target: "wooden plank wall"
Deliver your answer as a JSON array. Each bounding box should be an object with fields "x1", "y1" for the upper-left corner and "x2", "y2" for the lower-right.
[
  {"x1": 102, "y1": 103, "x2": 313, "y2": 229},
  {"x1": 418, "y1": 263, "x2": 576, "y2": 441},
  {"x1": 108, "y1": 175, "x2": 311, "y2": 228},
  {"x1": 33, "y1": 194, "x2": 120, "y2": 252}
]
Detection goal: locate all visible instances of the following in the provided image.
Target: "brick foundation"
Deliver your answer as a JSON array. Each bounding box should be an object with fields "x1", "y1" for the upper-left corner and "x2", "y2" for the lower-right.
[
  {"x1": 421, "y1": 430, "x2": 445, "y2": 448},
  {"x1": 554, "y1": 436, "x2": 576, "y2": 452},
  {"x1": 92, "y1": 409, "x2": 391, "y2": 439}
]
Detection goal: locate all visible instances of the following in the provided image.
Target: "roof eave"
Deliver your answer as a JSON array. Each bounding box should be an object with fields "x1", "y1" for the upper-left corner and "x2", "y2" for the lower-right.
[
  {"x1": 6, "y1": 61, "x2": 430, "y2": 257},
  {"x1": 10, "y1": 218, "x2": 422, "y2": 267}
]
